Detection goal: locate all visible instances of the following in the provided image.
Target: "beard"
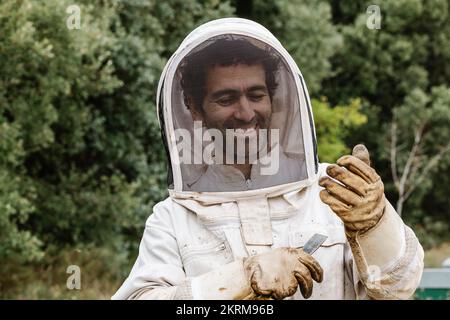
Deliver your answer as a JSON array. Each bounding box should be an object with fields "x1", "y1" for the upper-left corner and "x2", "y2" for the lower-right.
[{"x1": 205, "y1": 112, "x2": 272, "y2": 164}]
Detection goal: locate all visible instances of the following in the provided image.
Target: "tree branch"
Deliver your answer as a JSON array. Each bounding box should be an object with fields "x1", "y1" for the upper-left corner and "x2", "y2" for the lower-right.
[
  {"x1": 397, "y1": 123, "x2": 425, "y2": 200},
  {"x1": 390, "y1": 122, "x2": 400, "y2": 190},
  {"x1": 404, "y1": 140, "x2": 450, "y2": 201}
]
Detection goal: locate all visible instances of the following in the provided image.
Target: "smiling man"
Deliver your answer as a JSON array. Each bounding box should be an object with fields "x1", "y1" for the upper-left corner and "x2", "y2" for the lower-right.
[
  {"x1": 178, "y1": 38, "x2": 304, "y2": 191},
  {"x1": 112, "y1": 18, "x2": 424, "y2": 300}
]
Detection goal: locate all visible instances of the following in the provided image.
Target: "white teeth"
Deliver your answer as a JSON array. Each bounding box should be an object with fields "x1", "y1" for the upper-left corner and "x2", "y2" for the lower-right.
[
  {"x1": 237, "y1": 128, "x2": 254, "y2": 133},
  {"x1": 231, "y1": 127, "x2": 257, "y2": 137},
  {"x1": 236, "y1": 126, "x2": 257, "y2": 132}
]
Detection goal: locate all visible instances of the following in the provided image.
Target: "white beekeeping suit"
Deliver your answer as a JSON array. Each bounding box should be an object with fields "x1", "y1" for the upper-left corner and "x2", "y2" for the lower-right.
[{"x1": 112, "y1": 18, "x2": 424, "y2": 300}]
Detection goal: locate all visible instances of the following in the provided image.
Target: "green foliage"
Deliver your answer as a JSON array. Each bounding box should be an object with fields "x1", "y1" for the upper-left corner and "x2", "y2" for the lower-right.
[
  {"x1": 1, "y1": 0, "x2": 449, "y2": 298},
  {"x1": 379, "y1": 86, "x2": 450, "y2": 225},
  {"x1": 313, "y1": 98, "x2": 367, "y2": 163},
  {"x1": 0, "y1": 0, "x2": 234, "y2": 285},
  {"x1": 250, "y1": 0, "x2": 342, "y2": 93},
  {"x1": 0, "y1": 244, "x2": 129, "y2": 299},
  {"x1": 324, "y1": 0, "x2": 450, "y2": 108},
  {"x1": 322, "y1": 0, "x2": 450, "y2": 237}
]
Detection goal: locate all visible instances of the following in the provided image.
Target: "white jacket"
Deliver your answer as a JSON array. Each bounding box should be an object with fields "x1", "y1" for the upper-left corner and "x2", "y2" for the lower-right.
[
  {"x1": 112, "y1": 18, "x2": 424, "y2": 300},
  {"x1": 112, "y1": 163, "x2": 423, "y2": 300}
]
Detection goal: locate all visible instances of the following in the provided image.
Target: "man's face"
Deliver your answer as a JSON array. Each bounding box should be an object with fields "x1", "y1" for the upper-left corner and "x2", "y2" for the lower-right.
[{"x1": 194, "y1": 63, "x2": 272, "y2": 133}]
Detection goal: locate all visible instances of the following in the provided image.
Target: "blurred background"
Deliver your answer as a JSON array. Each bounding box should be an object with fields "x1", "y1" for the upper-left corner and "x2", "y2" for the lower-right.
[{"x1": 0, "y1": 0, "x2": 449, "y2": 299}]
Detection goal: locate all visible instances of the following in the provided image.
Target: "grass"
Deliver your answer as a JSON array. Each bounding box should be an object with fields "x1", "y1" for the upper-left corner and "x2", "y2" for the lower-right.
[
  {"x1": 424, "y1": 242, "x2": 450, "y2": 267},
  {"x1": 0, "y1": 245, "x2": 131, "y2": 299},
  {"x1": 2, "y1": 242, "x2": 450, "y2": 299}
]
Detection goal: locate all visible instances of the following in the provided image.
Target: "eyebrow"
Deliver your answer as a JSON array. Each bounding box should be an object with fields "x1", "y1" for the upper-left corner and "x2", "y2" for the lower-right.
[{"x1": 211, "y1": 85, "x2": 268, "y2": 100}]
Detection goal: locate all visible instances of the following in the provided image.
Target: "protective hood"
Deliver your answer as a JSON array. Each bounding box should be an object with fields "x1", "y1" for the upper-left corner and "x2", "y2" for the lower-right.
[{"x1": 157, "y1": 18, "x2": 318, "y2": 204}]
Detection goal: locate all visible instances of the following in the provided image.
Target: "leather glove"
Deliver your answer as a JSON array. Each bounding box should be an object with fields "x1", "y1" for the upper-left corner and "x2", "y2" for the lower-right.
[
  {"x1": 243, "y1": 247, "x2": 323, "y2": 300},
  {"x1": 319, "y1": 144, "x2": 386, "y2": 238}
]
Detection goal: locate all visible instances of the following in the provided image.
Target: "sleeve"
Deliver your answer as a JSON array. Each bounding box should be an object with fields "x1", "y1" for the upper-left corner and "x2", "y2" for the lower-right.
[
  {"x1": 111, "y1": 201, "x2": 187, "y2": 300},
  {"x1": 344, "y1": 199, "x2": 424, "y2": 300},
  {"x1": 111, "y1": 201, "x2": 254, "y2": 300}
]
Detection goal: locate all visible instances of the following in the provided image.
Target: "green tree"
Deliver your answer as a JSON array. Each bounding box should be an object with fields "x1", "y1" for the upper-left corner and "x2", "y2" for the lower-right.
[
  {"x1": 0, "y1": 0, "x2": 234, "y2": 271},
  {"x1": 380, "y1": 86, "x2": 450, "y2": 246},
  {"x1": 313, "y1": 98, "x2": 367, "y2": 163},
  {"x1": 246, "y1": 0, "x2": 342, "y2": 93},
  {"x1": 323, "y1": 0, "x2": 450, "y2": 244}
]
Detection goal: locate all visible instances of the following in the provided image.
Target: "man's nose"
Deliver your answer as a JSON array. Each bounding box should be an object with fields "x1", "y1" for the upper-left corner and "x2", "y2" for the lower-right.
[{"x1": 234, "y1": 96, "x2": 255, "y2": 123}]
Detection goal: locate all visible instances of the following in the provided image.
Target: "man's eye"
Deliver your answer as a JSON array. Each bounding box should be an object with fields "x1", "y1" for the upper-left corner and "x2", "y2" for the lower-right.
[
  {"x1": 216, "y1": 98, "x2": 235, "y2": 106},
  {"x1": 249, "y1": 94, "x2": 266, "y2": 102}
]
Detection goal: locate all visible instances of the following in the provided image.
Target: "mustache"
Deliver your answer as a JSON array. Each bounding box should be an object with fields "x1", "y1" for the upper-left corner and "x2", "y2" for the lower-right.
[{"x1": 223, "y1": 115, "x2": 267, "y2": 130}]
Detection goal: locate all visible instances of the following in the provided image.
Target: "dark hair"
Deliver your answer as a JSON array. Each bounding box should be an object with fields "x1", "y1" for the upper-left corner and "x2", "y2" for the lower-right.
[{"x1": 179, "y1": 38, "x2": 280, "y2": 113}]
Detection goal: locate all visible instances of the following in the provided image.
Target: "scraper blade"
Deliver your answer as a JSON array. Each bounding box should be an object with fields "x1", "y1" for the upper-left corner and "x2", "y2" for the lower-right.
[{"x1": 302, "y1": 233, "x2": 328, "y2": 255}]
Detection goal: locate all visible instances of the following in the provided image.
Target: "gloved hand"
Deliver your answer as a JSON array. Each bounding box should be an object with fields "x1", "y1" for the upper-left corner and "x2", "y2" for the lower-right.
[
  {"x1": 319, "y1": 144, "x2": 386, "y2": 238},
  {"x1": 243, "y1": 247, "x2": 323, "y2": 300}
]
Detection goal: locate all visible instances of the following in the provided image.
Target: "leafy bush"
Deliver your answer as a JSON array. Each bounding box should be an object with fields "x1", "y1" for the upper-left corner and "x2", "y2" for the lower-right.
[{"x1": 0, "y1": 0, "x2": 234, "y2": 292}]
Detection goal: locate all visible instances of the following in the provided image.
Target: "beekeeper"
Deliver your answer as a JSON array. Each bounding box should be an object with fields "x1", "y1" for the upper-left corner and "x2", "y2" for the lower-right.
[{"x1": 112, "y1": 18, "x2": 424, "y2": 300}]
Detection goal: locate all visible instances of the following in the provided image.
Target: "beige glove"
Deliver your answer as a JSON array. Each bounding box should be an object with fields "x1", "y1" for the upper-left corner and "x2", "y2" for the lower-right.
[
  {"x1": 244, "y1": 247, "x2": 323, "y2": 300},
  {"x1": 319, "y1": 144, "x2": 386, "y2": 238}
]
